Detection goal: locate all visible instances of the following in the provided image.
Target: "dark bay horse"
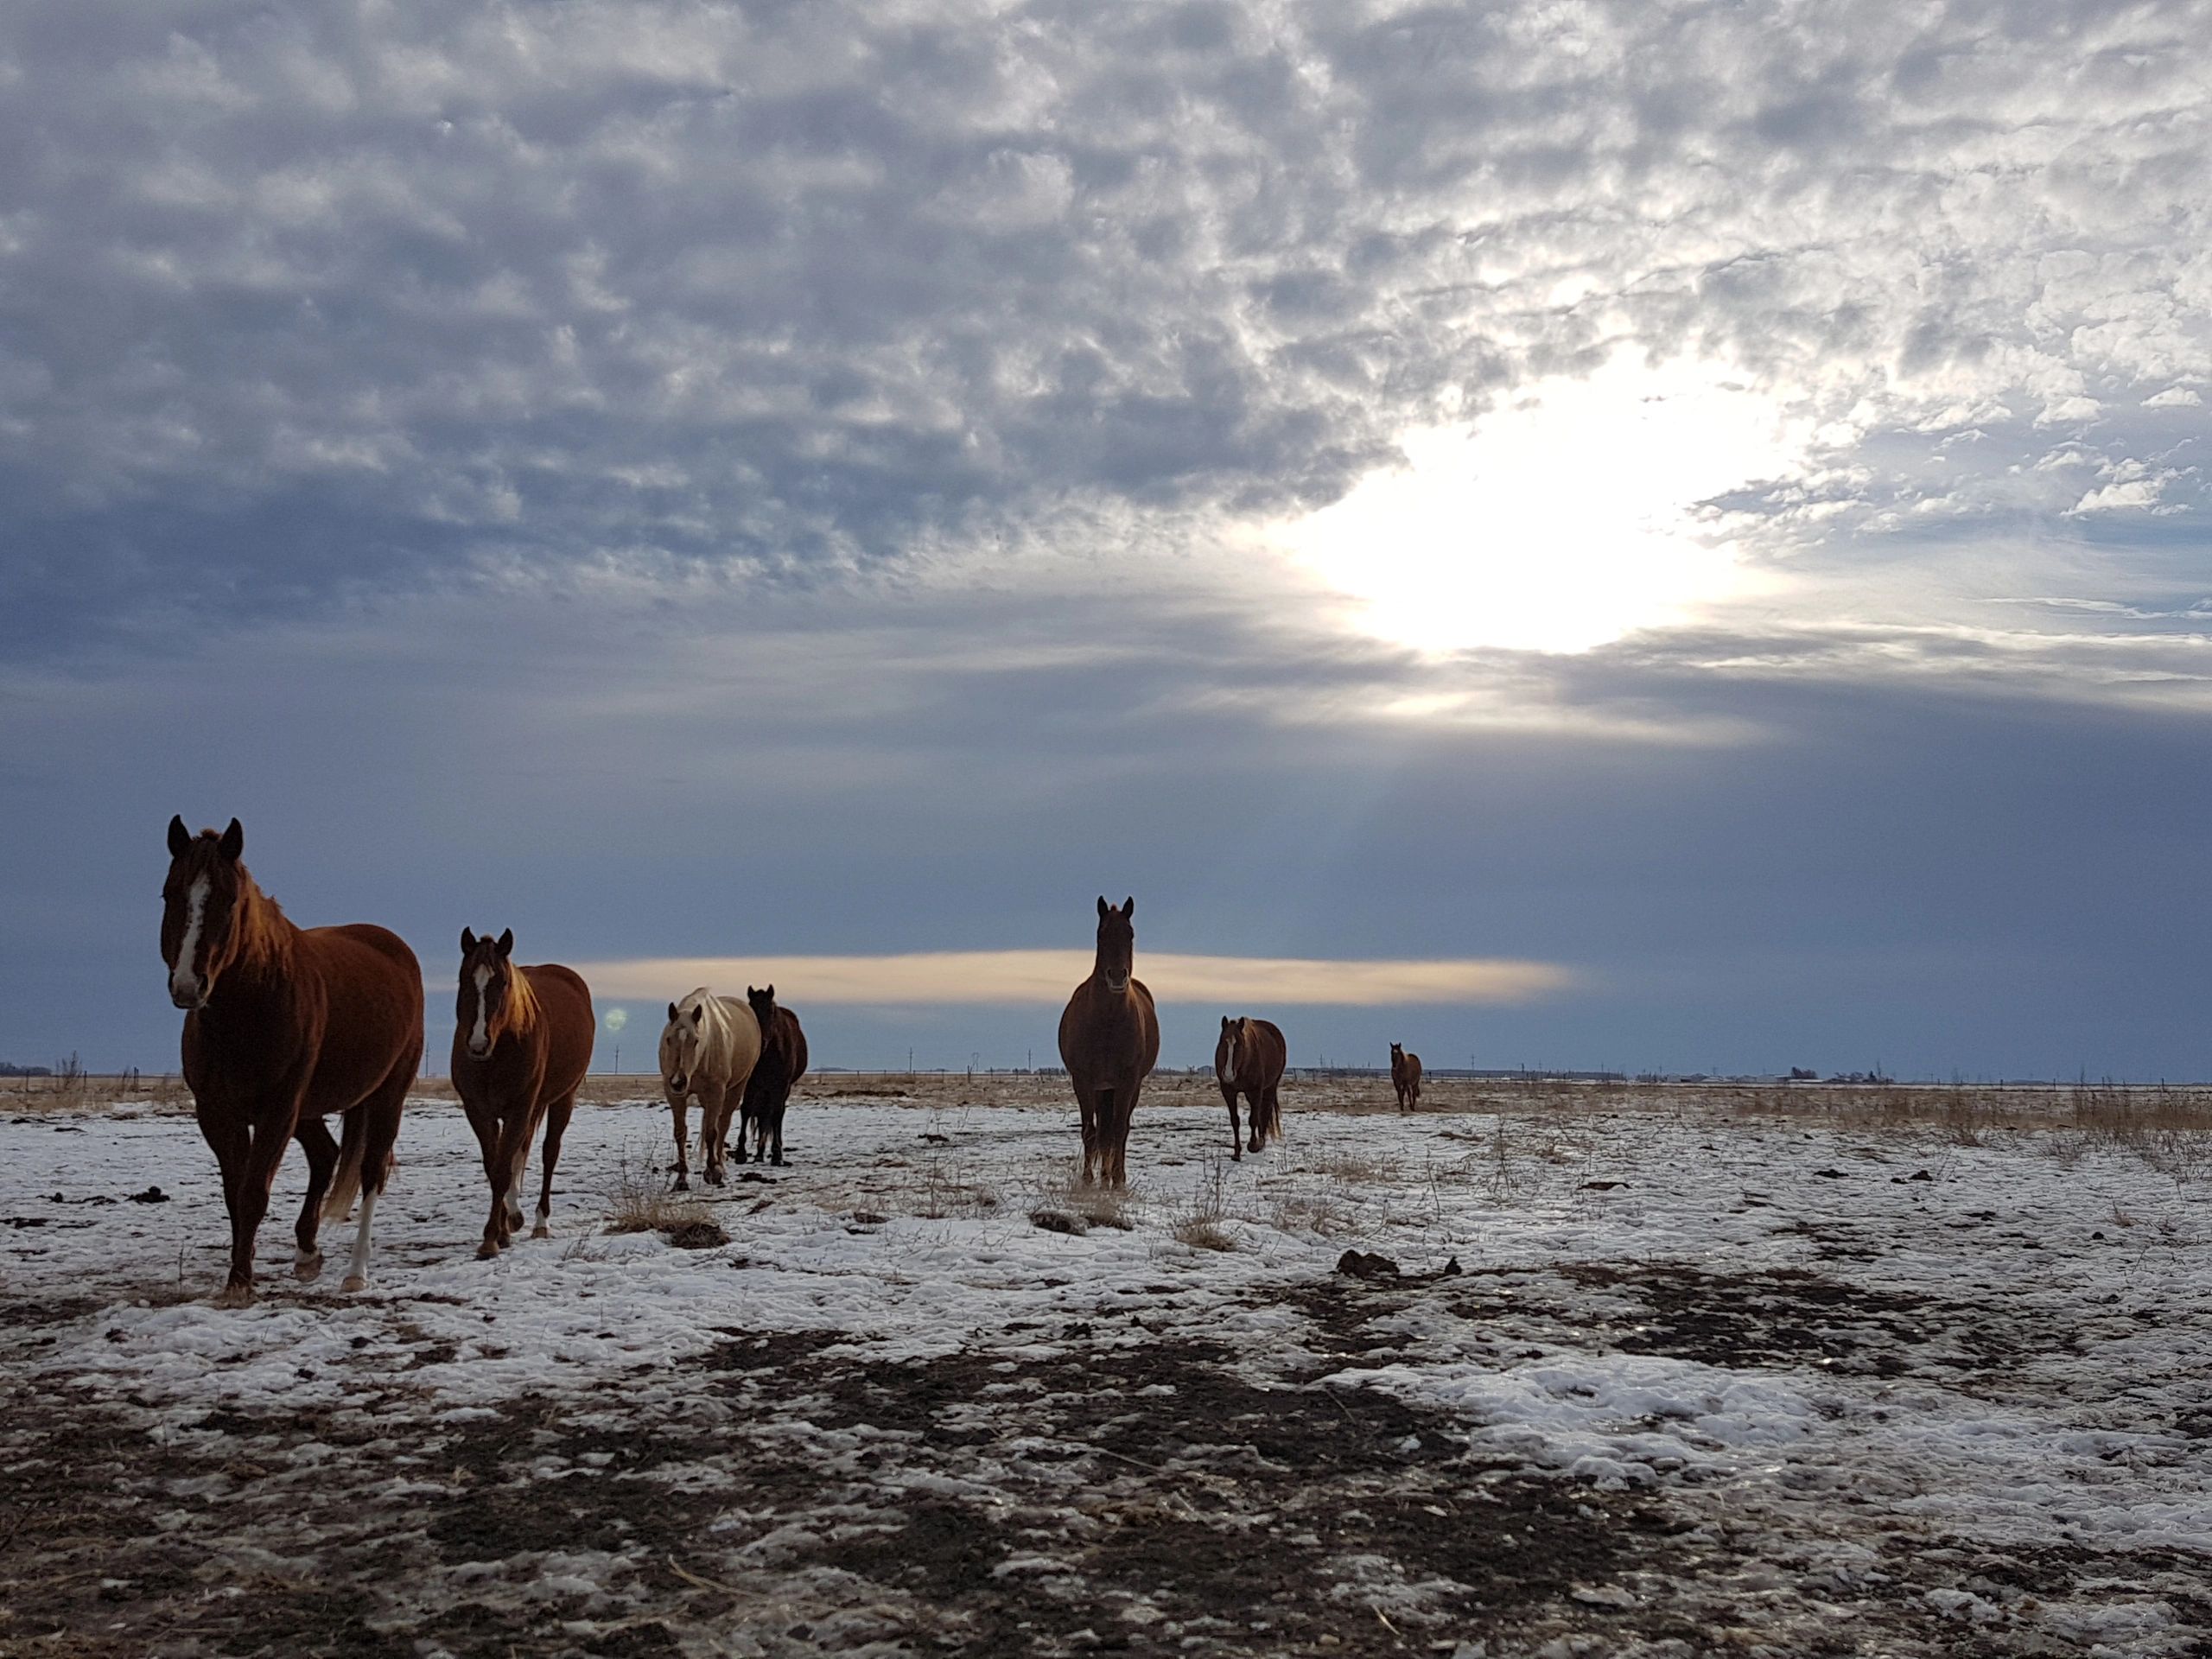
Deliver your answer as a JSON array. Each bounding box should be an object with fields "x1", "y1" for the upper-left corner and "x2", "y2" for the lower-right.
[
  {"x1": 452, "y1": 928, "x2": 594, "y2": 1257},
  {"x1": 658, "y1": 988, "x2": 761, "y2": 1188},
  {"x1": 1216, "y1": 1015, "x2": 1287, "y2": 1159},
  {"x1": 1057, "y1": 896, "x2": 1160, "y2": 1185},
  {"x1": 1391, "y1": 1042, "x2": 1423, "y2": 1111},
  {"x1": 161, "y1": 817, "x2": 423, "y2": 1306},
  {"x1": 740, "y1": 984, "x2": 809, "y2": 1166}
]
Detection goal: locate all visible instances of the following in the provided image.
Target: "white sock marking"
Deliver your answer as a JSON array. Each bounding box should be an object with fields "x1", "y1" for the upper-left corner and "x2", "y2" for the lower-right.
[{"x1": 344, "y1": 1188, "x2": 378, "y2": 1287}]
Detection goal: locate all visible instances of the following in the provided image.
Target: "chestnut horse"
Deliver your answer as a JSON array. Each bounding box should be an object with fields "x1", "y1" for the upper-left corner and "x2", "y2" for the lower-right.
[
  {"x1": 1057, "y1": 897, "x2": 1160, "y2": 1185},
  {"x1": 161, "y1": 817, "x2": 423, "y2": 1306},
  {"x1": 1216, "y1": 1015, "x2": 1287, "y2": 1159},
  {"x1": 740, "y1": 985, "x2": 809, "y2": 1166},
  {"x1": 658, "y1": 988, "x2": 760, "y2": 1188},
  {"x1": 1390, "y1": 1042, "x2": 1423, "y2": 1111},
  {"x1": 452, "y1": 928, "x2": 594, "y2": 1257}
]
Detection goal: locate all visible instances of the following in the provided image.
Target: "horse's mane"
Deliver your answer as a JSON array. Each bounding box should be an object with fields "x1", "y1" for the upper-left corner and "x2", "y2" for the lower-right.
[
  {"x1": 504, "y1": 960, "x2": 541, "y2": 1037},
  {"x1": 231, "y1": 865, "x2": 295, "y2": 974}
]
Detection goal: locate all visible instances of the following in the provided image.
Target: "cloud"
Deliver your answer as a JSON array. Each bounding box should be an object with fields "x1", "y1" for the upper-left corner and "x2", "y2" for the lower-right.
[
  {"x1": 568, "y1": 951, "x2": 1573, "y2": 1007},
  {"x1": 1, "y1": 0, "x2": 2208, "y2": 689}
]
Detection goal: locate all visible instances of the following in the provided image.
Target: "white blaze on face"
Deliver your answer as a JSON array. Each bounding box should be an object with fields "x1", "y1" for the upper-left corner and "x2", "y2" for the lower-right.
[
  {"x1": 1217, "y1": 1025, "x2": 1239, "y2": 1083},
  {"x1": 171, "y1": 877, "x2": 211, "y2": 1001},
  {"x1": 469, "y1": 964, "x2": 493, "y2": 1054}
]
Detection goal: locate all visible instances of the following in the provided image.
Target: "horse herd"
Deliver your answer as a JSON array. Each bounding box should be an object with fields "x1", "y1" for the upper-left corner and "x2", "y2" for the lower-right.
[{"x1": 156, "y1": 817, "x2": 1428, "y2": 1306}]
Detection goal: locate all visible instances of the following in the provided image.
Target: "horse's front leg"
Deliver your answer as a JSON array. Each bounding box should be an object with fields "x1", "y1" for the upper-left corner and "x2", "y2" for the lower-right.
[
  {"x1": 1221, "y1": 1084, "x2": 1243, "y2": 1161},
  {"x1": 202, "y1": 1093, "x2": 301, "y2": 1306},
  {"x1": 667, "y1": 1092, "x2": 691, "y2": 1191},
  {"x1": 1075, "y1": 1082, "x2": 1098, "y2": 1185},
  {"x1": 702, "y1": 1084, "x2": 729, "y2": 1186}
]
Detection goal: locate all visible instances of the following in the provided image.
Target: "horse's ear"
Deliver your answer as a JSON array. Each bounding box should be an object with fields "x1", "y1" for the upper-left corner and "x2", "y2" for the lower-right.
[
  {"x1": 495, "y1": 928, "x2": 513, "y2": 958},
  {"x1": 218, "y1": 819, "x2": 244, "y2": 862},
  {"x1": 668, "y1": 1001, "x2": 679, "y2": 1022},
  {"x1": 461, "y1": 927, "x2": 477, "y2": 954},
  {"x1": 1096, "y1": 895, "x2": 1109, "y2": 918},
  {"x1": 690, "y1": 1005, "x2": 703, "y2": 1027},
  {"x1": 1222, "y1": 1015, "x2": 1232, "y2": 1029},
  {"x1": 1122, "y1": 896, "x2": 1135, "y2": 917},
  {"x1": 764, "y1": 983, "x2": 773, "y2": 1001},
  {"x1": 167, "y1": 816, "x2": 190, "y2": 858}
]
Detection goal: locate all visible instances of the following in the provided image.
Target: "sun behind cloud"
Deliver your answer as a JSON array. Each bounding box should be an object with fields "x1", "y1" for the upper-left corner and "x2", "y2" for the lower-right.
[{"x1": 1259, "y1": 353, "x2": 1808, "y2": 656}]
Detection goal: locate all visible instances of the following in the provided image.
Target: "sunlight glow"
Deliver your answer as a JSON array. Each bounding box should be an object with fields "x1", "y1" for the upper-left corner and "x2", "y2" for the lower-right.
[
  {"x1": 1262, "y1": 353, "x2": 1807, "y2": 654},
  {"x1": 563, "y1": 951, "x2": 1572, "y2": 1007}
]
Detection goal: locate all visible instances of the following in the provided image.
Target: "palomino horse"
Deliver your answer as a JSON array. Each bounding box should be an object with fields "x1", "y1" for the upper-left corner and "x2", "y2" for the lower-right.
[
  {"x1": 452, "y1": 928, "x2": 594, "y2": 1257},
  {"x1": 1390, "y1": 1042, "x2": 1423, "y2": 1111},
  {"x1": 161, "y1": 817, "x2": 423, "y2": 1306},
  {"x1": 740, "y1": 984, "x2": 809, "y2": 1166},
  {"x1": 658, "y1": 988, "x2": 760, "y2": 1188},
  {"x1": 1216, "y1": 1015, "x2": 1287, "y2": 1159},
  {"x1": 1057, "y1": 896, "x2": 1160, "y2": 1185}
]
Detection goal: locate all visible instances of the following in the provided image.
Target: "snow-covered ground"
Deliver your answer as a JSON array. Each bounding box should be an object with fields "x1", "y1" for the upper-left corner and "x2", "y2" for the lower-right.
[{"x1": 3, "y1": 1081, "x2": 2207, "y2": 1656}]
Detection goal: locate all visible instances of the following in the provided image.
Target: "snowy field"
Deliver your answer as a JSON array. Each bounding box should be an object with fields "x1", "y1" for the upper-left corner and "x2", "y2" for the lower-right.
[{"x1": 3, "y1": 1077, "x2": 2208, "y2": 1657}]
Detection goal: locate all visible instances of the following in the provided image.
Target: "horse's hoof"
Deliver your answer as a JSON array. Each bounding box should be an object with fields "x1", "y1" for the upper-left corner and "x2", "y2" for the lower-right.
[
  {"x1": 213, "y1": 1285, "x2": 255, "y2": 1310},
  {"x1": 671, "y1": 1175, "x2": 690, "y2": 1192},
  {"x1": 476, "y1": 1239, "x2": 501, "y2": 1260},
  {"x1": 505, "y1": 1208, "x2": 524, "y2": 1230},
  {"x1": 293, "y1": 1251, "x2": 323, "y2": 1282},
  {"x1": 770, "y1": 1155, "x2": 785, "y2": 1167},
  {"x1": 531, "y1": 1222, "x2": 550, "y2": 1240},
  {"x1": 341, "y1": 1273, "x2": 368, "y2": 1293}
]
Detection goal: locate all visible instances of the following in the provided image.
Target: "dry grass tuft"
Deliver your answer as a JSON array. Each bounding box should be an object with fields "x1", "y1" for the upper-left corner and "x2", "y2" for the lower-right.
[
  {"x1": 1032, "y1": 1164, "x2": 1141, "y2": 1231},
  {"x1": 1169, "y1": 1156, "x2": 1236, "y2": 1252},
  {"x1": 600, "y1": 1144, "x2": 723, "y2": 1245},
  {"x1": 1311, "y1": 1149, "x2": 1400, "y2": 1185}
]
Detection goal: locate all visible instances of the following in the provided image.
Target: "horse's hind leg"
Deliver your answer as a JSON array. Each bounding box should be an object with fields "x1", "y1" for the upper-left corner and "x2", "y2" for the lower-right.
[
  {"x1": 535, "y1": 1093, "x2": 575, "y2": 1239},
  {"x1": 769, "y1": 1097, "x2": 786, "y2": 1166},
  {"x1": 292, "y1": 1116, "x2": 339, "y2": 1280},
  {"x1": 1256, "y1": 1084, "x2": 1280, "y2": 1150},
  {"x1": 342, "y1": 1057, "x2": 412, "y2": 1293}
]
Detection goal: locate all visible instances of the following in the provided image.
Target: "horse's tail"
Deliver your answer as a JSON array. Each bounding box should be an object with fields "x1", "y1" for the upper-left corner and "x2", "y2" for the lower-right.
[{"x1": 322, "y1": 1110, "x2": 370, "y2": 1221}]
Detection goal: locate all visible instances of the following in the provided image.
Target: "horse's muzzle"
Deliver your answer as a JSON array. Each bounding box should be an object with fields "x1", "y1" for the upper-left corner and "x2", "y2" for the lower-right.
[
  {"x1": 467, "y1": 1039, "x2": 492, "y2": 1060},
  {"x1": 169, "y1": 981, "x2": 205, "y2": 1012},
  {"x1": 1104, "y1": 975, "x2": 1130, "y2": 994},
  {"x1": 668, "y1": 1074, "x2": 688, "y2": 1095}
]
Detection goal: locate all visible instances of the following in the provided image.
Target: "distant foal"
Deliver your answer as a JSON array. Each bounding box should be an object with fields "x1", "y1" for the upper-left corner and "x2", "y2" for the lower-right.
[
  {"x1": 452, "y1": 928, "x2": 594, "y2": 1257},
  {"x1": 161, "y1": 817, "x2": 422, "y2": 1306},
  {"x1": 1390, "y1": 1042, "x2": 1423, "y2": 1111},
  {"x1": 1057, "y1": 897, "x2": 1160, "y2": 1185},
  {"x1": 1216, "y1": 1015, "x2": 1287, "y2": 1159},
  {"x1": 658, "y1": 989, "x2": 761, "y2": 1188},
  {"x1": 740, "y1": 984, "x2": 809, "y2": 1166}
]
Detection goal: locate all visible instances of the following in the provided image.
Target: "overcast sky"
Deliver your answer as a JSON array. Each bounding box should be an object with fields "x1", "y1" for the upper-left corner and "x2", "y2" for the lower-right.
[{"x1": 5, "y1": 1, "x2": 2211, "y2": 1078}]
